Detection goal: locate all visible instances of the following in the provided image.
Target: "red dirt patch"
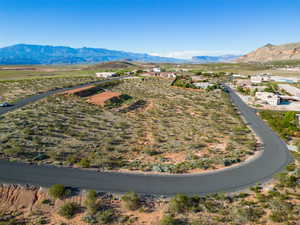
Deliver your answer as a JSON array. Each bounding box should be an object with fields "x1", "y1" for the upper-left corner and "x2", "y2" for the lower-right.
[
  {"x1": 87, "y1": 91, "x2": 121, "y2": 106},
  {"x1": 64, "y1": 85, "x2": 95, "y2": 95}
]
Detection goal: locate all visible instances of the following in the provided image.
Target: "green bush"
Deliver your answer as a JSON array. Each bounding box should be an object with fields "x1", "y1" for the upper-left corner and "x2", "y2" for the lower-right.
[
  {"x1": 49, "y1": 184, "x2": 67, "y2": 199},
  {"x1": 160, "y1": 215, "x2": 179, "y2": 225},
  {"x1": 169, "y1": 194, "x2": 190, "y2": 213},
  {"x1": 121, "y1": 191, "x2": 140, "y2": 210},
  {"x1": 95, "y1": 209, "x2": 114, "y2": 224},
  {"x1": 77, "y1": 158, "x2": 91, "y2": 168},
  {"x1": 269, "y1": 210, "x2": 289, "y2": 223},
  {"x1": 84, "y1": 190, "x2": 98, "y2": 214},
  {"x1": 58, "y1": 202, "x2": 78, "y2": 219},
  {"x1": 237, "y1": 207, "x2": 264, "y2": 222}
]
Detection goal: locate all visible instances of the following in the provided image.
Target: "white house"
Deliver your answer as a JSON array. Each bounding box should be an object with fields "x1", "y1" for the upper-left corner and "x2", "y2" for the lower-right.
[
  {"x1": 251, "y1": 75, "x2": 270, "y2": 84},
  {"x1": 232, "y1": 74, "x2": 248, "y2": 79},
  {"x1": 95, "y1": 72, "x2": 117, "y2": 78},
  {"x1": 194, "y1": 82, "x2": 213, "y2": 89},
  {"x1": 152, "y1": 67, "x2": 161, "y2": 73},
  {"x1": 255, "y1": 92, "x2": 280, "y2": 105}
]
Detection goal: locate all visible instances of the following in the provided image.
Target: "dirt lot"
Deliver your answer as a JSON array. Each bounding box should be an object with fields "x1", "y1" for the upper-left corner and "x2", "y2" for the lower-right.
[{"x1": 87, "y1": 91, "x2": 121, "y2": 106}]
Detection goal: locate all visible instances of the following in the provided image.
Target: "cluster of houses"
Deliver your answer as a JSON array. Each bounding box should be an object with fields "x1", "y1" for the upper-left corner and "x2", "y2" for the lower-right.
[
  {"x1": 141, "y1": 67, "x2": 177, "y2": 79},
  {"x1": 250, "y1": 74, "x2": 300, "y2": 84},
  {"x1": 95, "y1": 72, "x2": 118, "y2": 78},
  {"x1": 234, "y1": 74, "x2": 300, "y2": 106},
  {"x1": 95, "y1": 67, "x2": 177, "y2": 79}
]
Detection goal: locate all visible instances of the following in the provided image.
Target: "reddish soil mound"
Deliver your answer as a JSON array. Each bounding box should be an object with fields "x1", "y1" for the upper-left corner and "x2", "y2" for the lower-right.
[
  {"x1": 87, "y1": 91, "x2": 121, "y2": 106},
  {"x1": 64, "y1": 85, "x2": 95, "y2": 95}
]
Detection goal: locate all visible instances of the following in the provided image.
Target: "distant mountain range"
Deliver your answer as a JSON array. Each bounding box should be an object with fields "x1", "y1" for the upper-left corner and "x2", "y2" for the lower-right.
[
  {"x1": 0, "y1": 44, "x2": 186, "y2": 65},
  {"x1": 191, "y1": 55, "x2": 240, "y2": 63},
  {"x1": 236, "y1": 42, "x2": 300, "y2": 63}
]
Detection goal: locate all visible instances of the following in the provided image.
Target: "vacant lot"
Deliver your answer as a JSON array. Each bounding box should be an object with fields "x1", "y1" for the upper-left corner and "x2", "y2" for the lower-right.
[
  {"x1": 0, "y1": 78, "x2": 256, "y2": 173},
  {"x1": 87, "y1": 91, "x2": 121, "y2": 106}
]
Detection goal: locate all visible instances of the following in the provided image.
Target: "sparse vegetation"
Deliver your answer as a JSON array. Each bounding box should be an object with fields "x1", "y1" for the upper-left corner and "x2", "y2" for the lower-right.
[{"x1": 0, "y1": 78, "x2": 257, "y2": 173}]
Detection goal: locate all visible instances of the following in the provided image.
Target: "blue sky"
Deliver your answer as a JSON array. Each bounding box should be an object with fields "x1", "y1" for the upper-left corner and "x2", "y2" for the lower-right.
[{"x1": 0, "y1": 0, "x2": 300, "y2": 58}]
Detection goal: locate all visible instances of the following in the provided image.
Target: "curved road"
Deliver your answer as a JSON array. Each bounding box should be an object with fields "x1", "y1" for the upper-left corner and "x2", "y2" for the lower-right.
[{"x1": 0, "y1": 79, "x2": 292, "y2": 195}]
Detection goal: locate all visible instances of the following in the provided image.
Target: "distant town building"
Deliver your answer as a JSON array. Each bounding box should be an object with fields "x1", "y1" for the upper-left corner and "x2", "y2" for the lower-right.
[
  {"x1": 194, "y1": 82, "x2": 213, "y2": 89},
  {"x1": 141, "y1": 71, "x2": 176, "y2": 79},
  {"x1": 232, "y1": 74, "x2": 248, "y2": 79},
  {"x1": 95, "y1": 72, "x2": 117, "y2": 78},
  {"x1": 255, "y1": 92, "x2": 280, "y2": 105},
  {"x1": 152, "y1": 67, "x2": 161, "y2": 73},
  {"x1": 250, "y1": 75, "x2": 270, "y2": 83}
]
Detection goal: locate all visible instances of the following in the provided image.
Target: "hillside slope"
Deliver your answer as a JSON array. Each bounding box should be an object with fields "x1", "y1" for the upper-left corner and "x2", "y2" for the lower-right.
[
  {"x1": 236, "y1": 42, "x2": 300, "y2": 63},
  {"x1": 0, "y1": 44, "x2": 185, "y2": 65}
]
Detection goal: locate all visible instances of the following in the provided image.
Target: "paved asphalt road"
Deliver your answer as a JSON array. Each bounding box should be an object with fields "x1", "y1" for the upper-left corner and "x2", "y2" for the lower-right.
[{"x1": 0, "y1": 81, "x2": 292, "y2": 196}]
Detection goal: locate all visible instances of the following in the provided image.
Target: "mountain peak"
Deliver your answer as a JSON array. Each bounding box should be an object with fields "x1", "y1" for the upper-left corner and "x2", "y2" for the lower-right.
[
  {"x1": 236, "y1": 41, "x2": 300, "y2": 63},
  {"x1": 263, "y1": 43, "x2": 275, "y2": 48}
]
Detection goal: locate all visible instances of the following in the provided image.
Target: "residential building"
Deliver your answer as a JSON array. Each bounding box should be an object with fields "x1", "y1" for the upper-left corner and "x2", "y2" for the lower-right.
[
  {"x1": 250, "y1": 75, "x2": 270, "y2": 84},
  {"x1": 152, "y1": 67, "x2": 161, "y2": 73},
  {"x1": 95, "y1": 72, "x2": 117, "y2": 78},
  {"x1": 278, "y1": 84, "x2": 300, "y2": 97},
  {"x1": 232, "y1": 74, "x2": 248, "y2": 79},
  {"x1": 141, "y1": 71, "x2": 176, "y2": 78},
  {"x1": 194, "y1": 82, "x2": 213, "y2": 89},
  {"x1": 255, "y1": 92, "x2": 280, "y2": 105},
  {"x1": 160, "y1": 72, "x2": 176, "y2": 78}
]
